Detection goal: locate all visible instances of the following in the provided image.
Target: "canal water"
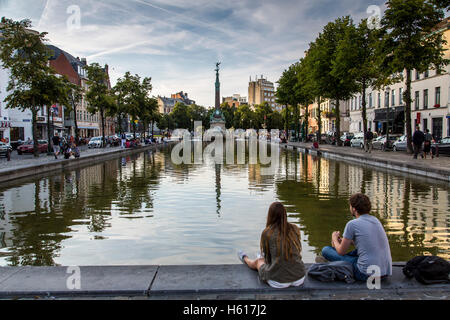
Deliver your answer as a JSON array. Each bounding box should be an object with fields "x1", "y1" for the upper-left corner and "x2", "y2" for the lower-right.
[{"x1": 0, "y1": 144, "x2": 448, "y2": 266}]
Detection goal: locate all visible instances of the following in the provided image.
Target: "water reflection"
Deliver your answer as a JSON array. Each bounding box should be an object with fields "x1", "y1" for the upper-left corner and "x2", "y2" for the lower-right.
[{"x1": 0, "y1": 144, "x2": 448, "y2": 266}]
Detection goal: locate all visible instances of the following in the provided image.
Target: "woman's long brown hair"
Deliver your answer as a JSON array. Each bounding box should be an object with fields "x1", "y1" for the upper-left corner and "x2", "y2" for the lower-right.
[{"x1": 260, "y1": 202, "x2": 302, "y2": 262}]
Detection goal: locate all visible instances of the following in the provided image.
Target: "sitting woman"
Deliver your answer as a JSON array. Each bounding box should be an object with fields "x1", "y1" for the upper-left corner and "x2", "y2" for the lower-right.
[{"x1": 238, "y1": 202, "x2": 306, "y2": 289}]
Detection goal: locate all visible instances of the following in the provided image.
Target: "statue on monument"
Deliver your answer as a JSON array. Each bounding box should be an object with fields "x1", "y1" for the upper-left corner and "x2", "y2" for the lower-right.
[{"x1": 210, "y1": 62, "x2": 226, "y2": 130}]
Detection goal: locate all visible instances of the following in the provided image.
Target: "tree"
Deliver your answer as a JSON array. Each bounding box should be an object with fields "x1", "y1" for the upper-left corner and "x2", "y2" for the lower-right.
[
  {"x1": 377, "y1": 0, "x2": 448, "y2": 153},
  {"x1": 112, "y1": 72, "x2": 134, "y2": 135},
  {"x1": 65, "y1": 79, "x2": 84, "y2": 142},
  {"x1": 139, "y1": 97, "x2": 158, "y2": 138},
  {"x1": 220, "y1": 102, "x2": 237, "y2": 129},
  {"x1": 254, "y1": 102, "x2": 273, "y2": 130},
  {"x1": 335, "y1": 19, "x2": 380, "y2": 142},
  {"x1": 170, "y1": 102, "x2": 191, "y2": 129},
  {"x1": 321, "y1": 16, "x2": 358, "y2": 146},
  {"x1": 276, "y1": 65, "x2": 297, "y2": 137},
  {"x1": 39, "y1": 74, "x2": 71, "y2": 153},
  {"x1": 0, "y1": 18, "x2": 64, "y2": 157},
  {"x1": 85, "y1": 63, "x2": 116, "y2": 148},
  {"x1": 234, "y1": 104, "x2": 255, "y2": 129}
]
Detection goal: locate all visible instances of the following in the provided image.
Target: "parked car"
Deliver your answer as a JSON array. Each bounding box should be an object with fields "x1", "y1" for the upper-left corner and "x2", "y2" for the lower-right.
[
  {"x1": 17, "y1": 140, "x2": 49, "y2": 155},
  {"x1": 393, "y1": 135, "x2": 408, "y2": 152},
  {"x1": 350, "y1": 133, "x2": 365, "y2": 149},
  {"x1": 88, "y1": 137, "x2": 104, "y2": 149},
  {"x1": 373, "y1": 135, "x2": 402, "y2": 151},
  {"x1": 341, "y1": 133, "x2": 354, "y2": 146},
  {"x1": 0, "y1": 142, "x2": 12, "y2": 158},
  {"x1": 432, "y1": 137, "x2": 450, "y2": 156}
]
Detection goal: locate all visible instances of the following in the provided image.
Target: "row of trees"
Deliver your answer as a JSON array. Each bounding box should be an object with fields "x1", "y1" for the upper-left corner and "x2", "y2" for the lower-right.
[
  {"x1": 157, "y1": 101, "x2": 286, "y2": 132},
  {"x1": 276, "y1": 0, "x2": 449, "y2": 152},
  {"x1": 0, "y1": 18, "x2": 160, "y2": 156}
]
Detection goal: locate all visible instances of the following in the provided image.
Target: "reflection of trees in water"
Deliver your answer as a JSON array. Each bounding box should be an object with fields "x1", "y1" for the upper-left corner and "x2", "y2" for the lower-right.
[{"x1": 2, "y1": 151, "x2": 164, "y2": 266}]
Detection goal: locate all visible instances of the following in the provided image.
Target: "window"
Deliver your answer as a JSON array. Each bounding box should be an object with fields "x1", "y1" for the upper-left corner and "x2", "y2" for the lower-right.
[
  {"x1": 435, "y1": 87, "x2": 441, "y2": 106},
  {"x1": 378, "y1": 93, "x2": 381, "y2": 108},
  {"x1": 424, "y1": 70, "x2": 429, "y2": 78},
  {"x1": 369, "y1": 93, "x2": 373, "y2": 108},
  {"x1": 415, "y1": 91, "x2": 420, "y2": 110},
  {"x1": 416, "y1": 70, "x2": 420, "y2": 80},
  {"x1": 391, "y1": 90, "x2": 395, "y2": 107},
  {"x1": 423, "y1": 118, "x2": 428, "y2": 132},
  {"x1": 399, "y1": 88, "x2": 403, "y2": 105},
  {"x1": 359, "y1": 96, "x2": 361, "y2": 109},
  {"x1": 385, "y1": 91, "x2": 389, "y2": 108},
  {"x1": 423, "y1": 89, "x2": 428, "y2": 109}
]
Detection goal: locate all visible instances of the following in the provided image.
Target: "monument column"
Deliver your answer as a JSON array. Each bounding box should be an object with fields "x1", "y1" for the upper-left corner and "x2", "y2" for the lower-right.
[{"x1": 215, "y1": 63, "x2": 221, "y2": 110}]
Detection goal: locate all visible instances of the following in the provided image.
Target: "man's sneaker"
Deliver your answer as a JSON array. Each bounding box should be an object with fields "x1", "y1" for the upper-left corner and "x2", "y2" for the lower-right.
[
  {"x1": 237, "y1": 250, "x2": 248, "y2": 264},
  {"x1": 315, "y1": 255, "x2": 329, "y2": 263}
]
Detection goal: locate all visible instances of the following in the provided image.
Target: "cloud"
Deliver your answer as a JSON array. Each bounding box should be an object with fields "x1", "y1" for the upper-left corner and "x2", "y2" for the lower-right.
[{"x1": 1, "y1": 0, "x2": 387, "y2": 106}]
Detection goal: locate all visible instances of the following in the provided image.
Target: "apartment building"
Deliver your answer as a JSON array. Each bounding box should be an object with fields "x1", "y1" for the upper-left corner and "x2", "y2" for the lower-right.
[{"x1": 248, "y1": 76, "x2": 280, "y2": 111}]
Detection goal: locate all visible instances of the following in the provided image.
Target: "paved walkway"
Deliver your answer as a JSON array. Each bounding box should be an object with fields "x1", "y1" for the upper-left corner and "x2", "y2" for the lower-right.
[
  {"x1": 283, "y1": 141, "x2": 450, "y2": 182},
  {"x1": 0, "y1": 264, "x2": 448, "y2": 300},
  {"x1": 0, "y1": 145, "x2": 120, "y2": 171}
]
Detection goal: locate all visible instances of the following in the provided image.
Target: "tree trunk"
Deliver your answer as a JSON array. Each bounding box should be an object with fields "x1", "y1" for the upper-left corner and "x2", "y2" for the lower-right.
[
  {"x1": 73, "y1": 98, "x2": 79, "y2": 143},
  {"x1": 317, "y1": 97, "x2": 322, "y2": 143},
  {"x1": 47, "y1": 105, "x2": 53, "y2": 153},
  {"x1": 304, "y1": 107, "x2": 309, "y2": 141},
  {"x1": 405, "y1": 69, "x2": 413, "y2": 154},
  {"x1": 362, "y1": 79, "x2": 368, "y2": 138},
  {"x1": 335, "y1": 99, "x2": 342, "y2": 146},
  {"x1": 32, "y1": 106, "x2": 39, "y2": 158},
  {"x1": 101, "y1": 110, "x2": 106, "y2": 148}
]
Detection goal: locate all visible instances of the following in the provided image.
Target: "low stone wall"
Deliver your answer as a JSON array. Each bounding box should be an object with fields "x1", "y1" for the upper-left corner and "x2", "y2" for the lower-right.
[
  {"x1": 0, "y1": 264, "x2": 448, "y2": 299},
  {"x1": 0, "y1": 144, "x2": 169, "y2": 184},
  {"x1": 283, "y1": 144, "x2": 450, "y2": 182}
]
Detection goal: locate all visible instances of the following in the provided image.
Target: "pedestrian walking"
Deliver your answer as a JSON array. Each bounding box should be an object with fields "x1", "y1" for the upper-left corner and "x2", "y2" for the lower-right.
[
  {"x1": 412, "y1": 126, "x2": 425, "y2": 159},
  {"x1": 52, "y1": 133, "x2": 61, "y2": 160},
  {"x1": 365, "y1": 128, "x2": 374, "y2": 153},
  {"x1": 423, "y1": 129, "x2": 433, "y2": 159},
  {"x1": 121, "y1": 133, "x2": 126, "y2": 149}
]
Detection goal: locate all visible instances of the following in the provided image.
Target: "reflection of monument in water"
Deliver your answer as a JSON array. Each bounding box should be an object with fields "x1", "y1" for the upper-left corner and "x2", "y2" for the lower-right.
[{"x1": 210, "y1": 62, "x2": 226, "y2": 131}]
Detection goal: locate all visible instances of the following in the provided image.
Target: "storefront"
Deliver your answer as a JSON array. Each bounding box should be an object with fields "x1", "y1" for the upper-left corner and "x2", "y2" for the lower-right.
[
  {"x1": 0, "y1": 121, "x2": 11, "y2": 140},
  {"x1": 374, "y1": 106, "x2": 405, "y2": 135}
]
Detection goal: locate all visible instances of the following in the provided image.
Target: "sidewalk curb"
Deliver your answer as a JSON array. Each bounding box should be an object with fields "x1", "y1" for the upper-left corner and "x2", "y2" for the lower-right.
[
  {"x1": 283, "y1": 143, "x2": 450, "y2": 182},
  {"x1": 0, "y1": 144, "x2": 171, "y2": 183}
]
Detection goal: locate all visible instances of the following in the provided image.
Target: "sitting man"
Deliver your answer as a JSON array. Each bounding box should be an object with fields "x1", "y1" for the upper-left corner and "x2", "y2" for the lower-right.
[{"x1": 320, "y1": 193, "x2": 392, "y2": 281}]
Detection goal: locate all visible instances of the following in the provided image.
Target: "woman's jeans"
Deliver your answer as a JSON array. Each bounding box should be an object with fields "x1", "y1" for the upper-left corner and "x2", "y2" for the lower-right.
[{"x1": 321, "y1": 246, "x2": 369, "y2": 282}]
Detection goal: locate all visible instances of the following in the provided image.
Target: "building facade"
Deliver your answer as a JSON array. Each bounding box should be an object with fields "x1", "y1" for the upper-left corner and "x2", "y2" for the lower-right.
[
  {"x1": 248, "y1": 76, "x2": 280, "y2": 111},
  {"x1": 222, "y1": 94, "x2": 247, "y2": 108},
  {"x1": 158, "y1": 91, "x2": 195, "y2": 114},
  {"x1": 348, "y1": 18, "x2": 450, "y2": 140}
]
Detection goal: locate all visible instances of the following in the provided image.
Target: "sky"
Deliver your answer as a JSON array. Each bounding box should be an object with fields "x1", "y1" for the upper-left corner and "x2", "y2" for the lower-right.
[{"x1": 0, "y1": 0, "x2": 387, "y2": 107}]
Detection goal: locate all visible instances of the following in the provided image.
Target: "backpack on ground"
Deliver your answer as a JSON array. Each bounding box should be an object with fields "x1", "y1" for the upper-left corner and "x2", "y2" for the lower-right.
[
  {"x1": 403, "y1": 256, "x2": 450, "y2": 285},
  {"x1": 308, "y1": 261, "x2": 355, "y2": 284}
]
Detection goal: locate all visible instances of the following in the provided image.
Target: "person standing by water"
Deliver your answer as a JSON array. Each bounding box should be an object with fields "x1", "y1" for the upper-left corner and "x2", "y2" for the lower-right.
[
  {"x1": 238, "y1": 202, "x2": 306, "y2": 289},
  {"x1": 52, "y1": 133, "x2": 61, "y2": 160},
  {"x1": 365, "y1": 128, "x2": 374, "y2": 153},
  {"x1": 319, "y1": 194, "x2": 392, "y2": 282},
  {"x1": 412, "y1": 126, "x2": 425, "y2": 159},
  {"x1": 423, "y1": 129, "x2": 433, "y2": 159}
]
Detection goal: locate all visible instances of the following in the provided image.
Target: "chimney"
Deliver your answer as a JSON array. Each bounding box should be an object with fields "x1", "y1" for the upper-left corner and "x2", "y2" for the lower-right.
[{"x1": 81, "y1": 58, "x2": 87, "y2": 65}]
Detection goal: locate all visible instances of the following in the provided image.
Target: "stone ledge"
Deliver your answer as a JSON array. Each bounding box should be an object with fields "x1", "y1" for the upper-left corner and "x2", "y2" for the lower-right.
[
  {"x1": 284, "y1": 143, "x2": 450, "y2": 182},
  {"x1": 0, "y1": 264, "x2": 448, "y2": 298},
  {"x1": 0, "y1": 144, "x2": 168, "y2": 183}
]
